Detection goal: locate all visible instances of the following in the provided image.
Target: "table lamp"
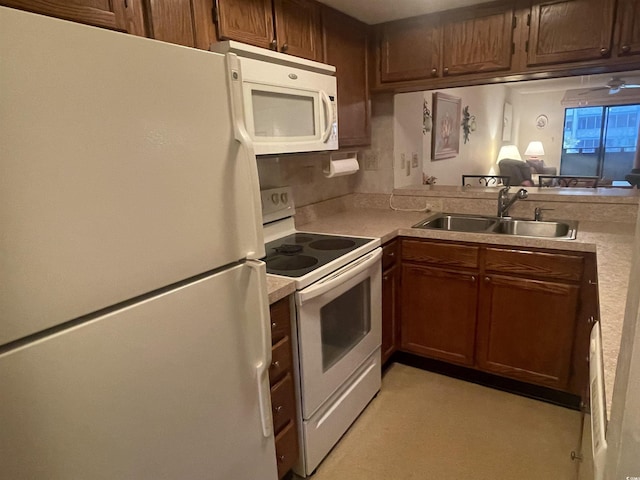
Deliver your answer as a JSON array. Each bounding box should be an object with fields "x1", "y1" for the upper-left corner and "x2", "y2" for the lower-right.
[{"x1": 524, "y1": 141, "x2": 545, "y2": 160}]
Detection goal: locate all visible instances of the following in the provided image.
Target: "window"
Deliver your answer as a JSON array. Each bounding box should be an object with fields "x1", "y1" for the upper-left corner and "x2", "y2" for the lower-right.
[{"x1": 561, "y1": 104, "x2": 640, "y2": 182}]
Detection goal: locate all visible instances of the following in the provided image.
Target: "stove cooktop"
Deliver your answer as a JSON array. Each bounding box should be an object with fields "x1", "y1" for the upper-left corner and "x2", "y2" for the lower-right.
[{"x1": 264, "y1": 232, "x2": 373, "y2": 277}]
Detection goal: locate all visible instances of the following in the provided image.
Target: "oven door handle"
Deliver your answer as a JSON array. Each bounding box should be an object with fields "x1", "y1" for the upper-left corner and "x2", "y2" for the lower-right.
[{"x1": 297, "y1": 248, "x2": 381, "y2": 305}]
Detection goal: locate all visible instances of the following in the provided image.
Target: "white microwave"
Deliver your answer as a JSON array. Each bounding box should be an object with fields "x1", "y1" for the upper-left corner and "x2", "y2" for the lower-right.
[{"x1": 212, "y1": 41, "x2": 338, "y2": 156}]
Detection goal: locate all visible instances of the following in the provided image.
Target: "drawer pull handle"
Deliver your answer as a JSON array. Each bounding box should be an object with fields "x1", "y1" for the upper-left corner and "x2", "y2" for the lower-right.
[
  {"x1": 588, "y1": 316, "x2": 597, "y2": 324},
  {"x1": 622, "y1": 45, "x2": 631, "y2": 54},
  {"x1": 272, "y1": 360, "x2": 280, "y2": 369},
  {"x1": 588, "y1": 279, "x2": 597, "y2": 286},
  {"x1": 600, "y1": 47, "x2": 609, "y2": 56}
]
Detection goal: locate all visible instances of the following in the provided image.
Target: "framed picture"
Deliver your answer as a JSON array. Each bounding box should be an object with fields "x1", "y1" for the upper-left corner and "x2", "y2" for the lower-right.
[
  {"x1": 502, "y1": 102, "x2": 513, "y2": 141},
  {"x1": 432, "y1": 92, "x2": 461, "y2": 160}
]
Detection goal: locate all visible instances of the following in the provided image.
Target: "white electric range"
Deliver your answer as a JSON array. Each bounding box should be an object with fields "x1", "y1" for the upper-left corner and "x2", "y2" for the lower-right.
[{"x1": 261, "y1": 187, "x2": 382, "y2": 477}]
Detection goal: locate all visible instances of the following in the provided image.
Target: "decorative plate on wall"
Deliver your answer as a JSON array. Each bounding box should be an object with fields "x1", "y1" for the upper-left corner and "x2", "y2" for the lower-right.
[{"x1": 536, "y1": 114, "x2": 548, "y2": 129}]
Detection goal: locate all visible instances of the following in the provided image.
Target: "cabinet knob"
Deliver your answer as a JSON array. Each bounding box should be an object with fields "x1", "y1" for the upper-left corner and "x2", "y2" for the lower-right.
[
  {"x1": 274, "y1": 405, "x2": 283, "y2": 413},
  {"x1": 278, "y1": 455, "x2": 286, "y2": 463},
  {"x1": 388, "y1": 251, "x2": 395, "y2": 257},
  {"x1": 431, "y1": 67, "x2": 438, "y2": 77},
  {"x1": 588, "y1": 316, "x2": 597, "y2": 324},
  {"x1": 270, "y1": 39, "x2": 277, "y2": 50},
  {"x1": 271, "y1": 321, "x2": 277, "y2": 329},
  {"x1": 622, "y1": 44, "x2": 631, "y2": 54},
  {"x1": 272, "y1": 360, "x2": 280, "y2": 369},
  {"x1": 470, "y1": 275, "x2": 476, "y2": 282},
  {"x1": 484, "y1": 276, "x2": 491, "y2": 282},
  {"x1": 383, "y1": 275, "x2": 389, "y2": 281},
  {"x1": 443, "y1": 67, "x2": 449, "y2": 75},
  {"x1": 600, "y1": 47, "x2": 610, "y2": 56},
  {"x1": 281, "y1": 43, "x2": 289, "y2": 53},
  {"x1": 588, "y1": 279, "x2": 598, "y2": 286}
]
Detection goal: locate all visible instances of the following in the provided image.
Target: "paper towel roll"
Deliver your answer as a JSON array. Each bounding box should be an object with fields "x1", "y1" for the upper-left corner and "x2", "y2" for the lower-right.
[{"x1": 324, "y1": 158, "x2": 359, "y2": 178}]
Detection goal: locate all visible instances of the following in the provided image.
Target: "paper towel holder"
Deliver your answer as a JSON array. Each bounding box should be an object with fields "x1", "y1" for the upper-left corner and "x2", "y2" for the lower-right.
[{"x1": 323, "y1": 151, "x2": 360, "y2": 178}]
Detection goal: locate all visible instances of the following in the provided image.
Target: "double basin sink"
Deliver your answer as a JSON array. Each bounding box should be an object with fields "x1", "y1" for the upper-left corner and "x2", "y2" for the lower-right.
[{"x1": 413, "y1": 213, "x2": 578, "y2": 240}]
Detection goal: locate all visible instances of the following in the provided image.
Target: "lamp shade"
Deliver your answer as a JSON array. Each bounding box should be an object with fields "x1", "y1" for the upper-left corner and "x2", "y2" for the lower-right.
[
  {"x1": 524, "y1": 141, "x2": 545, "y2": 157},
  {"x1": 496, "y1": 144, "x2": 523, "y2": 162}
]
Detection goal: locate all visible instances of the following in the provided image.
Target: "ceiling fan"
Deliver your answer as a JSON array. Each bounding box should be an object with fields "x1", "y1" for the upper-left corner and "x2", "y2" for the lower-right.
[{"x1": 580, "y1": 77, "x2": 640, "y2": 95}]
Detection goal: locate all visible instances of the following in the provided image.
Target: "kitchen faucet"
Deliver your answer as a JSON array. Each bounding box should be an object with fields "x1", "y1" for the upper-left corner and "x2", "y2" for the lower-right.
[{"x1": 497, "y1": 186, "x2": 528, "y2": 217}]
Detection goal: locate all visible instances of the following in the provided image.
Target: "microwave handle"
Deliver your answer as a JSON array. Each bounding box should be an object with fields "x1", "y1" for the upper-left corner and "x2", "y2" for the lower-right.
[
  {"x1": 320, "y1": 90, "x2": 333, "y2": 143},
  {"x1": 297, "y1": 248, "x2": 381, "y2": 304},
  {"x1": 225, "y1": 53, "x2": 265, "y2": 260}
]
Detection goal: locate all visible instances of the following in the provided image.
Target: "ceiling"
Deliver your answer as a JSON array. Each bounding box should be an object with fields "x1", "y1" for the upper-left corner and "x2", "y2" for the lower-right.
[{"x1": 316, "y1": 0, "x2": 490, "y2": 24}]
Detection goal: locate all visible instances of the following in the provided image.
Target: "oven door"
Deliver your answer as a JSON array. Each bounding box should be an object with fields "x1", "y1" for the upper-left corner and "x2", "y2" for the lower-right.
[{"x1": 295, "y1": 248, "x2": 382, "y2": 419}]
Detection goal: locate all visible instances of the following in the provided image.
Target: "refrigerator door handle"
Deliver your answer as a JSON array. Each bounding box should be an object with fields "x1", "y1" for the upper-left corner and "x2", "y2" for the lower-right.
[
  {"x1": 248, "y1": 260, "x2": 274, "y2": 438},
  {"x1": 226, "y1": 53, "x2": 265, "y2": 260}
]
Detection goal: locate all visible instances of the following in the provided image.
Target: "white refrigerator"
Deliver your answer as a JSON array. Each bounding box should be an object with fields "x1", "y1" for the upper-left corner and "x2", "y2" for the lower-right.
[{"x1": 0, "y1": 7, "x2": 277, "y2": 480}]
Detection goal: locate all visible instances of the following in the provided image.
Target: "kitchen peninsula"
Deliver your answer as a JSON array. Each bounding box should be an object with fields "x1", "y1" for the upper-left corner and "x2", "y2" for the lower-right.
[{"x1": 267, "y1": 186, "x2": 639, "y2": 412}]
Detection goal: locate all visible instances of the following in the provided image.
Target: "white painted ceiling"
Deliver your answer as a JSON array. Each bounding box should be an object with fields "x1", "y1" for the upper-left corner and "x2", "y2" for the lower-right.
[{"x1": 316, "y1": 0, "x2": 491, "y2": 24}]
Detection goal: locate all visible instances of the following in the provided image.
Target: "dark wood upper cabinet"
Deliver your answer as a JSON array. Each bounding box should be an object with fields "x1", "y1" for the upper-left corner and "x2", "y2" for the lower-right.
[
  {"x1": 146, "y1": 0, "x2": 196, "y2": 47},
  {"x1": 216, "y1": 0, "x2": 274, "y2": 50},
  {"x1": 2, "y1": 0, "x2": 146, "y2": 35},
  {"x1": 274, "y1": 0, "x2": 321, "y2": 60},
  {"x1": 526, "y1": 0, "x2": 616, "y2": 67},
  {"x1": 322, "y1": 6, "x2": 370, "y2": 146},
  {"x1": 615, "y1": 0, "x2": 640, "y2": 57},
  {"x1": 379, "y1": 15, "x2": 442, "y2": 83},
  {"x1": 216, "y1": 0, "x2": 321, "y2": 60},
  {"x1": 441, "y1": 4, "x2": 515, "y2": 76}
]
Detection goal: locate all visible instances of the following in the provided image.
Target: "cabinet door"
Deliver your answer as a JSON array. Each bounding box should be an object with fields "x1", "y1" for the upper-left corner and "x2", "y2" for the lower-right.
[
  {"x1": 379, "y1": 16, "x2": 441, "y2": 83},
  {"x1": 615, "y1": 0, "x2": 640, "y2": 57},
  {"x1": 2, "y1": 0, "x2": 146, "y2": 35},
  {"x1": 322, "y1": 6, "x2": 370, "y2": 147},
  {"x1": 274, "y1": 0, "x2": 322, "y2": 61},
  {"x1": 400, "y1": 264, "x2": 478, "y2": 366},
  {"x1": 216, "y1": 0, "x2": 275, "y2": 49},
  {"x1": 476, "y1": 274, "x2": 580, "y2": 390},
  {"x1": 381, "y1": 264, "x2": 399, "y2": 364},
  {"x1": 441, "y1": 5, "x2": 515, "y2": 76},
  {"x1": 526, "y1": 0, "x2": 615, "y2": 67},
  {"x1": 147, "y1": 0, "x2": 196, "y2": 47}
]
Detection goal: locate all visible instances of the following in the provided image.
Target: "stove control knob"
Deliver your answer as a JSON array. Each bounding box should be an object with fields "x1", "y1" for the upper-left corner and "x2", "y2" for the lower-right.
[
  {"x1": 280, "y1": 192, "x2": 288, "y2": 204},
  {"x1": 271, "y1": 193, "x2": 280, "y2": 205}
]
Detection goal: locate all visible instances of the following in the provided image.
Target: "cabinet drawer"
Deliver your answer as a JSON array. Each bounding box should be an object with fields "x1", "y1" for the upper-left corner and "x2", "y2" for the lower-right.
[
  {"x1": 275, "y1": 420, "x2": 299, "y2": 479},
  {"x1": 382, "y1": 240, "x2": 398, "y2": 270},
  {"x1": 485, "y1": 248, "x2": 583, "y2": 282},
  {"x1": 270, "y1": 297, "x2": 291, "y2": 344},
  {"x1": 402, "y1": 239, "x2": 479, "y2": 269},
  {"x1": 271, "y1": 372, "x2": 297, "y2": 435},
  {"x1": 269, "y1": 337, "x2": 293, "y2": 385}
]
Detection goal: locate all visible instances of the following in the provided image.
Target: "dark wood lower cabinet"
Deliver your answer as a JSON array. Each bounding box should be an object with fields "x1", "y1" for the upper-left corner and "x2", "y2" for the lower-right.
[
  {"x1": 476, "y1": 274, "x2": 580, "y2": 390},
  {"x1": 398, "y1": 237, "x2": 594, "y2": 398},
  {"x1": 381, "y1": 240, "x2": 399, "y2": 364},
  {"x1": 269, "y1": 297, "x2": 299, "y2": 479},
  {"x1": 401, "y1": 264, "x2": 478, "y2": 366}
]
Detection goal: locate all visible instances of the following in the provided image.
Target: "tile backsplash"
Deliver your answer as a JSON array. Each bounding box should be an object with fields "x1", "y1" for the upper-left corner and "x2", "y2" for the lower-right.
[{"x1": 257, "y1": 153, "x2": 356, "y2": 208}]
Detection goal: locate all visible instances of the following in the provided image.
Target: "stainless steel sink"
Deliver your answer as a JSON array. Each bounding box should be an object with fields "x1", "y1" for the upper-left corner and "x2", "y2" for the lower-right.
[
  {"x1": 412, "y1": 214, "x2": 498, "y2": 232},
  {"x1": 413, "y1": 213, "x2": 578, "y2": 240},
  {"x1": 493, "y1": 219, "x2": 577, "y2": 239}
]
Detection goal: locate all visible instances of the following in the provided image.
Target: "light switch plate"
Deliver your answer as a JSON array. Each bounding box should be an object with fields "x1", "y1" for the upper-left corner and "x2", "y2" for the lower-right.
[{"x1": 411, "y1": 152, "x2": 419, "y2": 168}]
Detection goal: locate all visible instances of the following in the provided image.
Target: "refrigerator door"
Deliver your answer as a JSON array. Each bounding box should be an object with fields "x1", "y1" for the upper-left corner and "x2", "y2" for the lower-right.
[
  {"x1": 0, "y1": 263, "x2": 277, "y2": 480},
  {"x1": 0, "y1": 7, "x2": 264, "y2": 345}
]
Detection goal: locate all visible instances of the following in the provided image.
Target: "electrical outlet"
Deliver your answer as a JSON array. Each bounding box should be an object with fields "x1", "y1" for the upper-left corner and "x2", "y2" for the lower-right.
[
  {"x1": 405, "y1": 161, "x2": 410, "y2": 176},
  {"x1": 411, "y1": 152, "x2": 419, "y2": 168},
  {"x1": 400, "y1": 153, "x2": 406, "y2": 169}
]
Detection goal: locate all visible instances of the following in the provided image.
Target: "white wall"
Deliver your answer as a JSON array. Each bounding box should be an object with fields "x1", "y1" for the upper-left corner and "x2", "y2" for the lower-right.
[
  {"x1": 394, "y1": 92, "x2": 424, "y2": 187},
  {"x1": 512, "y1": 89, "x2": 565, "y2": 171},
  {"x1": 393, "y1": 84, "x2": 507, "y2": 186}
]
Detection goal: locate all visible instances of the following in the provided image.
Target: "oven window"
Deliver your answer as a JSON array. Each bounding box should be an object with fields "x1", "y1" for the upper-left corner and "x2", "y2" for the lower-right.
[
  {"x1": 251, "y1": 90, "x2": 315, "y2": 137},
  {"x1": 320, "y1": 279, "x2": 371, "y2": 372}
]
